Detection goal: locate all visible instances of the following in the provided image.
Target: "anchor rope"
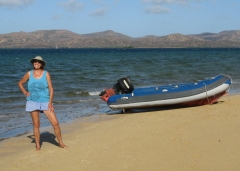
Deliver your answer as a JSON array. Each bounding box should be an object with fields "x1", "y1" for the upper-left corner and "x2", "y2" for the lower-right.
[
  {"x1": 203, "y1": 74, "x2": 233, "y2": 105},
  {"x1": 221, "y1": 74, "x2": 232, "y2": 102},
  {"x1": 203, "y1": 82, "x2": 210, "y2": 105}
]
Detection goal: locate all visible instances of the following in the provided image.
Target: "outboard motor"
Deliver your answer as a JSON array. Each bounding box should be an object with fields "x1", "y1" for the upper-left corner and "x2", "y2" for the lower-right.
[
  {"x1": 117, "y1": 77, "x2": 134, "y2": 94},
  {"x1": 99, "y1": 77, "x2": 134, "y2": 101}
]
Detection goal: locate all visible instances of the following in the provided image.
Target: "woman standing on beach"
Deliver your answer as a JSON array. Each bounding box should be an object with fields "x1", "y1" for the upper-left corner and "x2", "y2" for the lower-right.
[{"x1": 18, "y1": 56, "x2": 67, "y2": 150}]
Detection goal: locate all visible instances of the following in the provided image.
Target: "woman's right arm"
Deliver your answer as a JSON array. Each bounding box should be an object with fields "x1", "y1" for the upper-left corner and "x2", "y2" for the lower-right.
[{"x1": 18, "y1": 71, "x2": 30, "y2": 97}]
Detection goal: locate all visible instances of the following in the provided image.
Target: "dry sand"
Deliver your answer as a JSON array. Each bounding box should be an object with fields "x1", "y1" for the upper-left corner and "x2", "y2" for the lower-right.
[{"x1": 1, "y1": 94, "x2": 240, "y2": 171}]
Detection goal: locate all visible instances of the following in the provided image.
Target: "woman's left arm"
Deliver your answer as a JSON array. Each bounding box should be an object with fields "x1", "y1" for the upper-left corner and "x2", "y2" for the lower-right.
[{"x1": 46, "y1": 71, "x2": 54, "y2": 112}]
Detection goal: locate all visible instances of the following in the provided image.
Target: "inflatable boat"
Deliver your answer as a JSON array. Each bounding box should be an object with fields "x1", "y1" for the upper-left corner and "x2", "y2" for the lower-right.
[{"x1": 99, "y1": 75, "x2": 232, "y2": 111}]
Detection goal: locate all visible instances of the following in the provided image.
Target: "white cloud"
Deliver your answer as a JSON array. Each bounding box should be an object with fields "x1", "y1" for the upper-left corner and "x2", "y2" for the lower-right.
[
  {"x1": 145, "y1": 5, "x2": 171, "y2": 13},
  {"x1": 141, "y1": 0, "x2": 203, "y2": 14},
  {"x1": 93, "y1": 0, "x2": 105, "y2": 5},
  {"x1": 0, "y1": 0, "x2": 33, "y2": 8},
  {"x1": 141, "y1": 0, "x2": 203, "y2": 5},
  {"x1": 58, "y1": 0, "x2": 84, "y2": 12},
  {"x1": 142, "y1": 0, "x2": 174, "y2": 4},
  {"x1": 90, "y1": 8, "x2": 107, "y2": 16}
]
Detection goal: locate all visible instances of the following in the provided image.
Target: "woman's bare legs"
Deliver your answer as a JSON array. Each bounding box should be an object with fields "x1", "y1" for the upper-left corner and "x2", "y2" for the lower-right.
[
  {"x1": 30, "y1": 111, "x2": 41, "y2": 150},
  {"x1": 43, "y1": 110, "x2": 67, "y2": 148}
]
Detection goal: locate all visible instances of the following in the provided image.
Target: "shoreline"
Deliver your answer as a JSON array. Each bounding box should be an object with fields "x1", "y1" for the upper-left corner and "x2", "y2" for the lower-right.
[
  {"x1": 0, "y1": 91, "x2": 239, "y2": 143},
  {"x1": 1, "y1": 94, "x2": 240, "y2": 170},
  {"x1": 1, "y1": 92, "x2": 239, "y2": 143}
]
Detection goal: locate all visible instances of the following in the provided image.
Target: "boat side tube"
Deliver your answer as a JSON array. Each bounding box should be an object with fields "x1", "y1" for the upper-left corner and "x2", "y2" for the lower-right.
[{"x1": 107, "y1": 75, "x2": 232, "y2": 109}]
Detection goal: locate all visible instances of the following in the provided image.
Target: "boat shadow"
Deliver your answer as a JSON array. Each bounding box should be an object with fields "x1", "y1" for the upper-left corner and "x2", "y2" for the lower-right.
[
  {"x1": 27, "y1": 131, "x2": 59, "y2": 147},
  {"x1": 107, "y1": 101, "x2": 225, "y2": 115}
]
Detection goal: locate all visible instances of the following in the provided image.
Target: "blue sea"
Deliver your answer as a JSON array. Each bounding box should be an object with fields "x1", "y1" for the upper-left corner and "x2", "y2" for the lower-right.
[{"x1": 0, "y1": 48, "x2": 240, "y2": 140}]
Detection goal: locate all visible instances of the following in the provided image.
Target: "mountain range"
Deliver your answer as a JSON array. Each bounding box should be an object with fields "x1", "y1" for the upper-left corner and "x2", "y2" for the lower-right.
[{"x1": 1, "y1": 30, "x2": 240, "y2": 48}]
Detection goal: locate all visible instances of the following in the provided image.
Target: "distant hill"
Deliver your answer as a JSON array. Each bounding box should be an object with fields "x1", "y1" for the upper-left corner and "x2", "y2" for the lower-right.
[
  {"x1": 1, "y1": 30, "x2": 240, "y2": 48},
  {"x1": 81, "y1": 30, "x2": 133, "y2": 40},
  {"x1": 189, "y1": 30, "x2": 240, "y2": 42}
]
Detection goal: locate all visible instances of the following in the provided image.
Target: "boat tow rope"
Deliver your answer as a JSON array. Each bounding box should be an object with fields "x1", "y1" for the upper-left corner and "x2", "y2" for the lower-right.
[
  {"x1": 222, "y1": 74, "x2": 232, "y2": 102},
  {"x1": 203, "y1": 74, "x2": 233, "y2": 105},
  {"x1": 203, "y1": 82, "x2": 211, "y2": 105}
]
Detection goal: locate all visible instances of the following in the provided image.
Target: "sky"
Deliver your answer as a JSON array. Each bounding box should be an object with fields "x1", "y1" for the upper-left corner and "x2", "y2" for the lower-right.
[{"x1": 0, "y1": 0, "x2": 239, "y2": 38}]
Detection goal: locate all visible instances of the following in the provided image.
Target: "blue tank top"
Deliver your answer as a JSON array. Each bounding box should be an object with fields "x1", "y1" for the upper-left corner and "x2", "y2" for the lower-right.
[{"x1": 27, "y1": 70, "x2": 50, "y2": 102}]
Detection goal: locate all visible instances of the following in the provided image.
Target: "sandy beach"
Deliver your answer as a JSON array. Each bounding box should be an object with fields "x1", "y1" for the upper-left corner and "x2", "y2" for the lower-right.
[{"x1": 1, "y1": 94, "x2": 240, "y2": 171}]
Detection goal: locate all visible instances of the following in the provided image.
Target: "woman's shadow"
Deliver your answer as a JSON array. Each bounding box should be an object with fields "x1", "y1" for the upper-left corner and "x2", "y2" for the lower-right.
[{"x1": 27, "y1": 131, "x2": 59, "y2": 147}]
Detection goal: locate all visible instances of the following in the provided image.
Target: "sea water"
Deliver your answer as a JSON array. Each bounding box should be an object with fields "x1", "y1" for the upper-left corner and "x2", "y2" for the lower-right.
[{"x1": 0, "y1": 48, "x2": 240, "y2": 140}]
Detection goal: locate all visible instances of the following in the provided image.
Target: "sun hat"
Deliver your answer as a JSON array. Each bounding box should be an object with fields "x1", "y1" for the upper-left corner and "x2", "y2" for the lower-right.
[{"x1": 30, "y1": 56, "x2": 45, "y2": 66}]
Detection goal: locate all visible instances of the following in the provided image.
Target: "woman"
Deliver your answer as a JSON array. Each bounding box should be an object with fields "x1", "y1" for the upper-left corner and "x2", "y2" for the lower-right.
[{"x1": 18, "y1": 56, "x2": 67, "y2": 150}]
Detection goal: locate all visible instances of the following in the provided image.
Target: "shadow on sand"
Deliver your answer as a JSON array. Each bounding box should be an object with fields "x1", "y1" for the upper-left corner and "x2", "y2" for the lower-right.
[{"x1": 27, "y1": 131, "x2": 59, "y2": 147}]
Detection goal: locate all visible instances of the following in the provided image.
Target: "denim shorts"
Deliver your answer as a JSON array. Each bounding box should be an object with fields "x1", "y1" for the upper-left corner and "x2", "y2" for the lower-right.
[{"x1": 26, "y1": 101, "x2": 49, "y2": 112}]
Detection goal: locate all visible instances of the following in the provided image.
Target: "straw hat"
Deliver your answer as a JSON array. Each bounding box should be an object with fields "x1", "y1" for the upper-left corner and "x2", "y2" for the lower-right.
[{"x1": 30, "y1": 56, "x2": 46, "y2": 66}]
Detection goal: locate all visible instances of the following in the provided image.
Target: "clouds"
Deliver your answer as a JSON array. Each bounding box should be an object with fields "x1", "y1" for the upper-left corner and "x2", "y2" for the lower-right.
[
  {"x1": 58, "y1": 0, "x2": 84, "y2": 12},
  {"x1": 141, "y1": 0, "x2": 203, "y2": 14},
  {"x1": 0, "y1": 0, "x2": 204, "y2": 19},
  {"x1": 89, "y1": 8, "x2": 108, "y2": 16},
  {"x1": 141, "y1": 0, "x2": 203, "y2": 4},
  {"x1": 145, "y1": 5, "x2": 171, "y2": 14},
  {"x1": 0, "y1": 0, "x2": 239, "y2": 37},
  {"x1": 0, "y1": 0, "x2": 33, "y2": 8},
  {"x1": 57, "y1": 0, "x2": 108, "y2": 17}
]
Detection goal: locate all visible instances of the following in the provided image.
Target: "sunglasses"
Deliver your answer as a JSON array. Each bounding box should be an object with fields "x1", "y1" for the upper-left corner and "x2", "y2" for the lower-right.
[{"x1": 33, "y1": 60, "x2": 43, "y2": 64}]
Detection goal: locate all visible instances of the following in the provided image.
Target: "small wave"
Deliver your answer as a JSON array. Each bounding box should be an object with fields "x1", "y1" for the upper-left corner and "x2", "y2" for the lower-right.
[
  {"x1": 64, "y1": 91, "x2": 101, "y2": 97},
  {"x1": 89, "y1": 91, "x2": 101, "y2": 96},
  {"x1": 54, "y1": 98, "x2": 101, "y2": 105},
  {"x1": 76, "y1": 91, "x2": 90, "y2": 96}
]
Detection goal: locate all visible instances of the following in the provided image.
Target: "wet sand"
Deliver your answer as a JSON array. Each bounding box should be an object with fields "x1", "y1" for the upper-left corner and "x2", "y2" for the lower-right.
[{"x1": 1, "y1": 94, "x2": 240, "y2": 171}]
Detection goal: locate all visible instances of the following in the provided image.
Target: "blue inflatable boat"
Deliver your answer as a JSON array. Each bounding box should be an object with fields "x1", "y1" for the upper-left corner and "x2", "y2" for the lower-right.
[{"x1": 99, "y1": 75, "x2": 232, "y2": 111}]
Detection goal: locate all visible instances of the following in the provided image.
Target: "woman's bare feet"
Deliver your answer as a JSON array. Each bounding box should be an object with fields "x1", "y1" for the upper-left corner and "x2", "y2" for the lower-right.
[
  {"x1": 59, "y1": 143, "x2": 68, "y2": 148},
  {"x1": 36, "y1": 145, "x2": 41, "y2": 151}
]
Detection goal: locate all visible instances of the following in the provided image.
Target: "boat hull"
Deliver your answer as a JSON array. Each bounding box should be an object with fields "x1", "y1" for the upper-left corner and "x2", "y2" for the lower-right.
[{"x1": 106, "y1": 75, "x2": 232, "y2": 110}]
